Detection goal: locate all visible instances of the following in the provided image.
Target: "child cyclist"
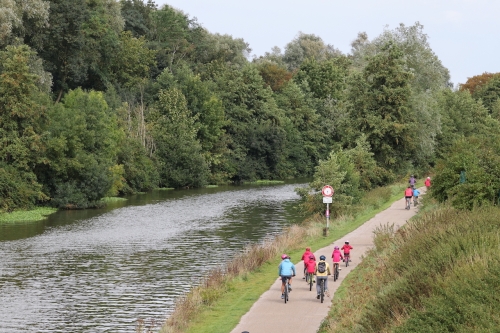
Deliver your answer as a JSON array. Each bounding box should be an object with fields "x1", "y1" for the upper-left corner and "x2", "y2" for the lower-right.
[
  {"x1": 404, "y1": 185, "x2": 413, "y2": 209},
  {"x1": 413, "y1": 187, "x2": 421, "y2": 205},
  {"x1": 305, "y1": 254, "x2": 316, "y2": 283},
  {"x1": 278, "y1": 254, "x2": 296, "y2": 299},
  {"x1": 301, "y1": 247, "x2": 315, "y2": 279},
  {"x1": 341, "y1": 241, "x2": 353, "y2": 263},
  {"x1": 331, "y1": 246, "x2": 343, "y2": 273},
  {"x1": 315, "y1": 255, "x2": 330, "y2": 299}
]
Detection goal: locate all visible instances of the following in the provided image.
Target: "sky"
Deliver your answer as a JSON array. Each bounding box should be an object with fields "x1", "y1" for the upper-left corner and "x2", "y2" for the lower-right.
[{"x1": 155, "y1": 0, "x2": 500, "y2": 86}]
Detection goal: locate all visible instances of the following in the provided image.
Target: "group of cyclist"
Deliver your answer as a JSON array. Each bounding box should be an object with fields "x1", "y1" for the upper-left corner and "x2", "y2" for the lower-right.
[
  {"x1": 404, "y1": 175, "x2": 431, "y2": 209},
  {"x1": 278, "y1": 241, "x2": 353, "y2": 300}
]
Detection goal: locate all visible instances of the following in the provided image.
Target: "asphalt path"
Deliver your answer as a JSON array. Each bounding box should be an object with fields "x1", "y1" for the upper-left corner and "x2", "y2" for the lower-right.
[{"x1": 230, "y1": 188, "x2": 425, "y2": 333}]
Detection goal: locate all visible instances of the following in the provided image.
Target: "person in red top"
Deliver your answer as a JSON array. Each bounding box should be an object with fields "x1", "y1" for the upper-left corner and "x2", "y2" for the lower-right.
[
  {"x1": 301, "y1": 247, "x2": 315, "y2": 279},
  {"x1": 425, "y1": 177, "x2": 431, "y2": 191},
  {"x1": 305, "y1": 254, "x2": 316, "y2": 283},
  {"x1": 404, "y1": 185, "x2": 413, "y2": 209},
  {"x1": 341, "y1": 241, "x2": 353, "y2": 262}
]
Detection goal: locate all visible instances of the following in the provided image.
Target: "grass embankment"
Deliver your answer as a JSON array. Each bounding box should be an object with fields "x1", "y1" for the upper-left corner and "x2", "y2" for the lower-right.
[
  {"x1": 0, "y1": 207, "x2": 57, "y2": 223},
  {"x1": 159, "y1": 183, "x2": 409, "y2": 333},
  {"x1": 319, "y1": 199, "x2": 500, "y2": 332}
]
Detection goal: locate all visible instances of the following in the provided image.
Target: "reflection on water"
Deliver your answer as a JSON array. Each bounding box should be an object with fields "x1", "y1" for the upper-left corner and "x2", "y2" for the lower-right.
[{"x1": 0, "y1": 181, "x2": 306, "y2": 332}]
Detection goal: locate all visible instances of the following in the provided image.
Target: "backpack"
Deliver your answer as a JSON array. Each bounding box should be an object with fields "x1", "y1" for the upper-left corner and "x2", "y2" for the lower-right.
[{"x1": 317, "y1": 261, "x2": 326, "y2": 273}]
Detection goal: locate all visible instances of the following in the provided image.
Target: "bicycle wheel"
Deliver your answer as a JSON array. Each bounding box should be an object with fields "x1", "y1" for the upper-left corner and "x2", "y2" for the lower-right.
[
  {"x1": 309, "y1": 273, "x2": 313, "y2": 291},
  {"x1": 334, "y1": 265, "x2": 338, "y2": 281},
  {"x1": 345, "y1": 255, "x2": 349, "y2": 267},
  {"x1": 284, "y1": 281, "x2": 288, "y2": 304},
  {"x1": 320, "y1": 279, "x2": 324, "y2": 303}
]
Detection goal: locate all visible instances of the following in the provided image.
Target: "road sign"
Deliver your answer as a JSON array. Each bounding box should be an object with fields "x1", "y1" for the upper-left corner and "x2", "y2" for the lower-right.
[
  {"x1": 322, "y1": 185, "x2": 334, "y2": 197},
  {"x1": 323, "y1": 197, "x2": 332, "y2": 204}
]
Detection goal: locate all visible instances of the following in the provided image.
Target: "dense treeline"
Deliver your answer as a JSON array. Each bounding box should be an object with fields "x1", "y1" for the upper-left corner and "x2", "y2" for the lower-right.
[{"x1": 1, "y1": 0, "x2": 499, "y2": 211}]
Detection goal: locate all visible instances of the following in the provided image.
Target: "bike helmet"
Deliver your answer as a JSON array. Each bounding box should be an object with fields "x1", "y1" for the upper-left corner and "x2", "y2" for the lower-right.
[
  {"x1": 345, "y1": 240, "x2": 349, "y2": 244},
  {"x1": 319, "y1": 255, "x2": 326, "y2": 260},
  {"x1": 334, "y1": 246, "x2": 339, "y2": 250},
  {"x1": 306, "y1": 247, "x2": 311, "y2": 251},
  {"x1": 427, "y1": 176, "x2": 431, "y2": 179},
  {"x1": 309, "y1": 254, "x2": 315, "y2": 259},
  {"x1": 281, "y1": 254, "x2": 288, "y2": 260}
]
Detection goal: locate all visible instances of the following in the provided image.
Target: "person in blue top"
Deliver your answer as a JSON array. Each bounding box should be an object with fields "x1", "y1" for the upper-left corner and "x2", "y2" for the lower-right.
[
  {"x1": 413, "y1": 188, "x2": 420, "y2": 206},
  {"x1": 278, "y1": 254, "x2": 296, "y2": 299}
]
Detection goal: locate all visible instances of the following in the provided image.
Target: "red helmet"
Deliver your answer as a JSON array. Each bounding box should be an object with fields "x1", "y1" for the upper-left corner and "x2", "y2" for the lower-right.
[
  {"x1": 309, "y1": 254, "x2": 315, "y2": 259},
  {"x1": 281, "y1": 254, "x2": 288, "y2": 260}
]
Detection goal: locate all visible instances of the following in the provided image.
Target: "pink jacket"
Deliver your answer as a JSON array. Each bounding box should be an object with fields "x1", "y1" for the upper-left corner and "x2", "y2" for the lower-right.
[
  {"x1": 306, "y1": 259, "x2": 316, "y2": 273},
  {"x1": 332, "y1": 249, "x2": 343, "y2": 263}
]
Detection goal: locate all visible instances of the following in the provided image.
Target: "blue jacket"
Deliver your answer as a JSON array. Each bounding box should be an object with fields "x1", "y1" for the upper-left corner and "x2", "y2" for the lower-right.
[
  {"x1": 278, "y1": 258, "x2": 296, "y2": 276},
  {"x1": 413, "y1": 189, "x2": 420, "y2": 197}
]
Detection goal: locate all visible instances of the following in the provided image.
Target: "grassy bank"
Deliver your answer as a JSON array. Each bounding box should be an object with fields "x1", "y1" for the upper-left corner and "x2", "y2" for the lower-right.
[
  {"x1": 0, "y1": 207, "x2": 57, "y2": 223},
  {"x1": 319, "y1": 199, "x2": 500, "y2": 332},
  {"x1": 158, "y1": 182, "x2": 409, "y2": 333}
]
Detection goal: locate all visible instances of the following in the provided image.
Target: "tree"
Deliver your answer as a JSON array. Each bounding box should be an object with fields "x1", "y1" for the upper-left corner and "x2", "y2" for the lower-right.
[
  {"x1": 120, "y1": 0, "x2": 156, "y2": 37},
  {"x1": 347, "y1": 42, "x2": 416, "y2": 169},
  {"x1": 150, "y1": 88, "x2": 209, "y2": 188},
  {"x1": 283, "y1": 32, "x2": 341, "y2": 70},
  {"x1": 0, "y1": 0, "x2": 49, "y2": 47},
  {"x1": 472, "y1": 76, "x2": 500, "y2": 113},
  {"x1": 459, "y1": 72, "x2": 500, "y2": 95},
  {"x1": 39, "y1": 89, "x2": 121, "y2": 208},
  {"x1": 0, "y1": 44, "x2": 49, "y2": 209}
]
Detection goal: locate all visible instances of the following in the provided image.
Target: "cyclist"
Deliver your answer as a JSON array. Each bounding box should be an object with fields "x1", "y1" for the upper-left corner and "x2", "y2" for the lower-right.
[
  {"x1": 305, "y1": 254, "x2": 316, "y2": 283},
  {"x1": 301, "y1": 247, "x2": 315, "y2": 279},
  {"x1": 404, "y1": 185, "x2": 413, "y2": 209},
  {"x1": 315, "y1": 255, "x2": 330, "y2": 299},
  {"x1": 413, "y1": 187, "x2": 420, "y2": 205},
  {"x1": 409, "y1": 175, "x2": 416, "y2": 189},
  {"x1": 425, "y1": 177, "x2": 431, "y2": 191},
  {"x1": 331, "y1": 245, "x2": 343, "y2": 273},
  {"x1": 341, "y1": 241, "x2": 353, "y2": 262},
  {"x1": 278, "y1": 254, "x2": 296, "y2": 299}
]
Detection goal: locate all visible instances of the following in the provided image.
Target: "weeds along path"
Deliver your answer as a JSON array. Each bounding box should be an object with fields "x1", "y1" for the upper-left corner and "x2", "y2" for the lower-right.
[{"x1": 230, "y1": 187, "x2": 425, "y2": 333}]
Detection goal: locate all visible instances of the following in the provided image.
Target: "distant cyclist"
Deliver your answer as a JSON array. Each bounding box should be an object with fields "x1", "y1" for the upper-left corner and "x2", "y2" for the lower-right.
[
  {"x1": 341, "y1": 241, "x2": 353, "y2": 262},
  {"x1": 404, "y1": 185, "x2": 413, "y2": 209},
  {"x1": 301, "y1": 247, "x2": 315, "y2": 279},
  {"x1": 305, "y1": 254, "x2": 316, "y2": 283},
  {"x1": 425, "y1": 177, "x2": 431, "y2": 191},
  {"x1": 409, "y1": 175, "x2": 416, "y2": 189},
  {"x1": 315, "y1": 255, "x2": 330, "y2": 299},
  {"x1": 331, "y1": 245, "x2": 343, "y2": 272},
  {"x1": 413, "y1": 188, "x2": 420, "y2": 205},
  {"x1": 278, "y1": 254, "x2": 296, "y2": 299}
]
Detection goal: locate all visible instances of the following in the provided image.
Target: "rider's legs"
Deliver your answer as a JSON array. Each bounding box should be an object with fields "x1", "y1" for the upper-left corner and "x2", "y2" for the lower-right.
[{"x1": 316, "y1": 276, "x2": 328, "y2": 296}]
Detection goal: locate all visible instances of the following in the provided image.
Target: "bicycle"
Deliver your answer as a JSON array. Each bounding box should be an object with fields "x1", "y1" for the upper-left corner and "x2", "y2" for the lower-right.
[
  {"x1": 333, "y1": 263, "x2": 339, "y2": 281},
  {"x1": 344, "y1": 253, "x2": 350, "y2": 267},
  {"x1": 306, "y1": 272, "x2": 314, "y2": 291},
  {"x1": 319, "y1": 278, "x2": 325, "y2": 303},
  {"x1": 405, "y1": 197, "x2": 411, "y2": 210},
  {"x1": 413, "y1": 196, "x2": 419, "y2": 206},
  {"x1": 283, "y1": 277, "x2": 291, "y2": 303}
]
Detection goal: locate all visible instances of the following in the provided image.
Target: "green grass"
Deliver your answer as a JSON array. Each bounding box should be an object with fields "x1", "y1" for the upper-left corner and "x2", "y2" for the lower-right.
[
  {"x1": 100, "y1": 197, "x2": 128, "y2": 203},
  {"x1": 243, "y1": 180, "x2": 285, "y2": 185},
  {"x1": 156, "y1": 187, "x2": 175, "y2": 191},
  {"x1": 0, "y1": 207, "x2": 57, "y2": 223},
  {"x1": 319, "y1": 199, "x2": 500, "y2": 333},
  {"x1": 204, "y1": 185, "x2": 219, "y2": 188},
  {"x1": 160, "y1": 182, "x2": 410, "y2": 333}
]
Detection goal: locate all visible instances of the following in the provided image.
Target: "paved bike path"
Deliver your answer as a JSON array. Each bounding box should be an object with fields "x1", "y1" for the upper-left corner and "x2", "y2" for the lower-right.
[{"x1": 230, "y1": 189, "x2": 424, "y2": 333}]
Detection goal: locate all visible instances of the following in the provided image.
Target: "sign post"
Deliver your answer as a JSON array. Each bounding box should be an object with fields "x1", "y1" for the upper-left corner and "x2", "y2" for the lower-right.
[{"x1": 322, "y1": 185, "x2": 334, "y2": 236}]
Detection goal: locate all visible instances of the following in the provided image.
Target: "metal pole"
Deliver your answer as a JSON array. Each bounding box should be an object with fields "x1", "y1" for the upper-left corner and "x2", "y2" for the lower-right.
[{"x1": 326, "y1": 202, "x2": 329, "y2": 228}]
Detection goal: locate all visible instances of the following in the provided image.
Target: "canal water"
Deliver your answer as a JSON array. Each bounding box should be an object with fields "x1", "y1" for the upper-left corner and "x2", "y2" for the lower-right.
[{"x1": 0, "y1": 180, "x2": 307, "y2": 332}]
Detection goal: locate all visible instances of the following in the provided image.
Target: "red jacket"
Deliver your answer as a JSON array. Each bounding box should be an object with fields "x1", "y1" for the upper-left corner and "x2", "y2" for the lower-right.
[
  {"x1": 341, "y1": 244, "x2": 353, "y2": 255},
  {"x1": 301, "y1": 250, "x2": 314, "y2": 264},
  {"x1": 305, "y1": 259, "x2": 316, "y2": 273},
  {"x1": 425, "y1": 179, "x2": 431, "y2": 187},
  {"x1": 405, "y1": 188, "x2": 413, "y2": 196}
]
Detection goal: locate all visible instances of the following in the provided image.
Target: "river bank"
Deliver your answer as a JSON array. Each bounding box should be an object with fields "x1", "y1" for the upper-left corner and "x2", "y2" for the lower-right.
[{"x1": 159, "y1": 182, "x2": 411, "y2": 333}]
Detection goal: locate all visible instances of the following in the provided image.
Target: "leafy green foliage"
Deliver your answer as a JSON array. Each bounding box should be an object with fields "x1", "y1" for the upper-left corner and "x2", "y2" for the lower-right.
[
  {"x1": 0, "y1": 45, "x2": 49, "y2": 209},
  {"x1": 432, "y1": 136, "x2": 500, "y2": 209}
]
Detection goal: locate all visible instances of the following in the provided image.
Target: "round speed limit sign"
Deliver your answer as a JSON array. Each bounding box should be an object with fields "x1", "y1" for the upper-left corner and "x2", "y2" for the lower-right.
[{"x1": 322, "y1": 185, "x2": 334, "y2": 197}]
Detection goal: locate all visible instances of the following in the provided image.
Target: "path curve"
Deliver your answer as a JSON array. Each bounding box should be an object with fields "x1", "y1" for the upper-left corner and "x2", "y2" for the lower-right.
[{"x1": 230, "y1": 188, "x2": 425, "y2": 333}]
